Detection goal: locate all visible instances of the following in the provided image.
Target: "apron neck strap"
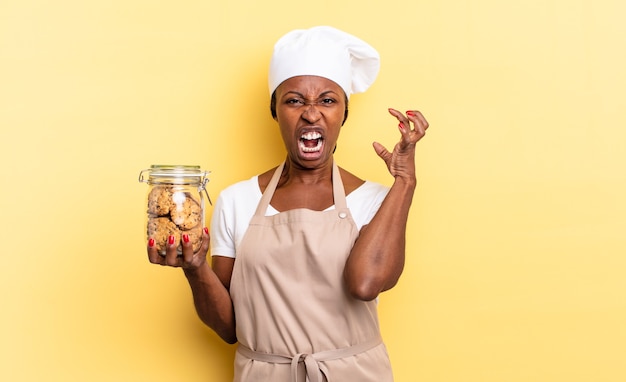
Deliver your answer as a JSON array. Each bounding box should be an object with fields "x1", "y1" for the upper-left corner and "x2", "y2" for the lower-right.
[
  {"x1": 331, "y1": 161, "x2": 348, "y2": 210},
  {"x1": 255, "y1": 161, "x2": 285, "y2": 216},
  {"x1": 255, "y1": 160, "x2": 347, "y2": 216}
]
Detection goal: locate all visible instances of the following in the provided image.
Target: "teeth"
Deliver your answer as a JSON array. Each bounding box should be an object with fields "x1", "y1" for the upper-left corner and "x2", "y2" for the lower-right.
[
  {"x1": 301, "y1": 132, "x2": 322, "y2": 140},
  {"x1": 299, "y1": 131, "x2": 323, "y2": 152}
]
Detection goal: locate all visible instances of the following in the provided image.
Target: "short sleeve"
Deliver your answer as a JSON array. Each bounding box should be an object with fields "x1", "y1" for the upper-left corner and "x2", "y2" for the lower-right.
[
  {"x1": 209, "y1": 176, "x2": 262, "y2": 258},
  {"x1": 209, "y1": 192, "x2": 236, "y2": 258},
  {"x1": 346, "y1": 181, "x2": 389, "y2": 230}
]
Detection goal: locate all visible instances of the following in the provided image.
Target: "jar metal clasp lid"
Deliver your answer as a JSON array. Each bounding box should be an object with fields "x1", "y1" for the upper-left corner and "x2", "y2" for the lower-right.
[{"x1": 138, "y1": 166, "x2": 212, "y2": 205}]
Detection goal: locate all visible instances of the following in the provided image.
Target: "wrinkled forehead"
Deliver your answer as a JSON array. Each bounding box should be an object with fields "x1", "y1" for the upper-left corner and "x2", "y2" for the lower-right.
[{"x1": 274, "y1": 75, "x2": 346, "y2": 99}]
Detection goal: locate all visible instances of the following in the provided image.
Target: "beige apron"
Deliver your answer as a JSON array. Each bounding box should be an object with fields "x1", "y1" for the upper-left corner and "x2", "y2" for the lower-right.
[{"x1": 230, "y1": 161, "x2": 393, "y2": 382}]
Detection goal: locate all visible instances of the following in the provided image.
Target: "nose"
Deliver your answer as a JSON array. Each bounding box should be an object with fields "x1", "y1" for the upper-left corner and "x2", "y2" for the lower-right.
[{"x1": 301, "y1": 103, "x2": 321, "y2": 123}]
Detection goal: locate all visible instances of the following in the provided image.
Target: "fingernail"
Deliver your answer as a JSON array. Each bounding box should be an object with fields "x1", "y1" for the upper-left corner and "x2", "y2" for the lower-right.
[
  {"x1": 168, "y1": 235, "x2": 175, "y2": 245},
  {"x1": 203, "y1": 227, "x2": 209, "y2": 235},
  {"x1": 406, "y1": 111, "x2": 415, "y2": 116},
  {"x1": 183, "y1": 234, "x2": 190, "y2": 243},
  {"x1": 399, "y1": 122, "x2": 405, "y2": 130},
  {"x1": 148, "y1": 238, "x2": 155, "y2": 247}
]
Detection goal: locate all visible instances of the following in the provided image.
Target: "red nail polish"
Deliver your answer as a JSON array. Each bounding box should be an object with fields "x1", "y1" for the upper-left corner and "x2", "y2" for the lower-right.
[
  {"x1": 399, "y1": 122, "x2": 405, "y2": 130},
  {"x1": 183, "y1": 234, "x2": 189, "y2": 243},
  {"x1": 148, "y1": 238, "x2": 155, "y2": 247},
  {"x1": 406, "y1": 111, "x2": 415, "y2": 116},
  {"x1": 204, "y1": 227, "x2": 209, "y2": 235},
  {"x1": 168, "y1": 235, "x2": 175, "y2": 245}
]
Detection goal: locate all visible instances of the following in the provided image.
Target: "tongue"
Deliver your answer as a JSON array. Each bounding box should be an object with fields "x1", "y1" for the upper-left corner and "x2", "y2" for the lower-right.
[{"x1": 302, "y1": 139, "x2": 319, "y2": 148}]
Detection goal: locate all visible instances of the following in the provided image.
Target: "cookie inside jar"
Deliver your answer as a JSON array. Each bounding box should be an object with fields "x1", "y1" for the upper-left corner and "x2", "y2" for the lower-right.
[{"x1": 147, "y1": 185, "x2": 204, "y2": 255}]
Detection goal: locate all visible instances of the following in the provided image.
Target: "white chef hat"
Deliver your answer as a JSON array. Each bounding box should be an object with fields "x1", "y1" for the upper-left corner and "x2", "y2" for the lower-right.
[{"x1": 268, "y1": 26, "x2": 380, "y2": 99}]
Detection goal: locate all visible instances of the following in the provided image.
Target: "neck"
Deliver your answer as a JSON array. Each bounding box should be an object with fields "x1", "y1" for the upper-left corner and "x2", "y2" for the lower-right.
[{"x1": 281, "y1": 157, "x2": 334, "y2": 186}]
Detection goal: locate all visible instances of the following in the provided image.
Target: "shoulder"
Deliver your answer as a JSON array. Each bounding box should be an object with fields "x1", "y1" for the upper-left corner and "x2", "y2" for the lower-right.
[
  {"x1": 218, "y1": 175, "x2": 261, "y2": 202},
  {"x1": 346, "y1": 180, "x2": 389, "y2": 230},
  {"x1": 213, "y1": 175, "x2": 262, "y2": 218},
  {"x1": 210, "y1": 175, "x2": 262, "y2": 258},
  {"x1": 348, "y1": 181, "x2": 389, "y2": 203}
]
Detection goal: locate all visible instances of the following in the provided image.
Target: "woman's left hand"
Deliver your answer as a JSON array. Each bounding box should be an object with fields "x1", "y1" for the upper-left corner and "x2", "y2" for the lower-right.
[{"x1": 373, "y1": 108, "x2": 429, "y2": 181}]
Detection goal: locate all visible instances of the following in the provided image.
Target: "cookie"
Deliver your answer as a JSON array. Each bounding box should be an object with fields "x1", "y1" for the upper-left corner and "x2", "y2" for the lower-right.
[
  {"x1": 147, "y1": 186, "x2": 172, "y2": 216},
  {"x1": 170, "y1": 191, "x2": 203, "y2": 230},
  {"x1": 146, "y1": 186, "x2": 204, "y2": 256},
  {"x1": 147, "y1": 217, "x2": 181, "y2": 254}
]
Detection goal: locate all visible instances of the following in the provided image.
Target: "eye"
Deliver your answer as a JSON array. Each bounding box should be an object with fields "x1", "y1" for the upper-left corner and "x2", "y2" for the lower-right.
[
  {"x1": 320, "y1": 97, "x2": 336, "y2": 105},
  {"x1": 286, "y1": 98, "x2": 305, "y2": 106}
]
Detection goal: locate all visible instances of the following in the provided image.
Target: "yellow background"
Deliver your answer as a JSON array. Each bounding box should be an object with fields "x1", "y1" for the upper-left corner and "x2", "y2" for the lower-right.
[{"x1": 1, "y1": 0, "x2": 625, "y2": 381}]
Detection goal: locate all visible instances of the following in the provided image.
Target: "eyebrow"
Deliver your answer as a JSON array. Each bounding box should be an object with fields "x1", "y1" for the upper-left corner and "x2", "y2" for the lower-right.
[{"x1": 282, "y1": 90, "x2": 339, "y2": 98}]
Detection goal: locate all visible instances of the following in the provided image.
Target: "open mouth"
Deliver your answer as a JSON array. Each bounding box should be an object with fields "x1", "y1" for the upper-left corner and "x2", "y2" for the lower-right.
[{"x1": 299, "y1": 131, "x2": 323, "y2": 153}]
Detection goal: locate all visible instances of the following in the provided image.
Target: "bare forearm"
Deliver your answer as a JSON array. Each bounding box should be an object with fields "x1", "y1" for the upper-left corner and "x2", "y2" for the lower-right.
[
  {"x1": 184, "y1": 264, "x2": 237, "y2": 344},
  {"x1": 344, "y1": 177, "x2": 416, "y2": 300}
]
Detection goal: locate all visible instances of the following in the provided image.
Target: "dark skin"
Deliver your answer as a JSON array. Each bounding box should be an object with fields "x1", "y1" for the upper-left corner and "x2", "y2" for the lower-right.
[{"x1": 147, "y1": 75, "x2": 429, "y2": 344}]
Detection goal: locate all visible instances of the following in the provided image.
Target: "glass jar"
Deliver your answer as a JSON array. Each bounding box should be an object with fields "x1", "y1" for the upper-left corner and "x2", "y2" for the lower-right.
[{"x1": 138, "y1": 165, "x2": 210, "y2": 255}]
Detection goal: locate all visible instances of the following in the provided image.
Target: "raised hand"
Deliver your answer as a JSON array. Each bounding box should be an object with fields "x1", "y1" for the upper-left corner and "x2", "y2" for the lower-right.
[{"x1": 373, "y1": 108, "x2": 429, "y2": 181}]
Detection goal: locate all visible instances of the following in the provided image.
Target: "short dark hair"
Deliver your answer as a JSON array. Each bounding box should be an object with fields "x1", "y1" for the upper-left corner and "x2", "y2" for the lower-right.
[{"x1": 270, "y1": 91, "x2": 350, "y2": 125}]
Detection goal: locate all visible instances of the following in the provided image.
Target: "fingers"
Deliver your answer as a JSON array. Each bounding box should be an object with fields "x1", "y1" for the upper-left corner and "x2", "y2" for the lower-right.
[
  {"x1": 146, "y1": 234, "x2": 185, "y2": 267},
  {"x1": 388, "y1": 108, "x2": 429, "y2": 143},
  {"x1": 181, "y1": 233, "x2": 194, "y2": 264},
  {"x1": 372, "y1": 141, "x2": 391, "y2": 162},
  {"x1": 406, "y1": 110, "x2": 429, "y2": 137},
  {"x1": 198, "y1": 227, "x2": 211, "y2": 256},
  {"x1": 387, "y1": 107, "x2": 405, "y2": 120},
  {"x1": 164, "y1": 235, "x2": 182, "y2": 267},
  {"x1": 146, "y1": 227, "x2": 210, "y2": 269},
  {"x1": 147, "y1": 237, "x2": 162, "y2": 264},
  {"x1": 387, "y1": 108, "x2": 411, "y2": 141},
  {"x1": 181, "y1": 227, "x2": 211, "y2": 267},
  {"x1": 147, "y1": 235, "x2": 177, "y2": 266}
]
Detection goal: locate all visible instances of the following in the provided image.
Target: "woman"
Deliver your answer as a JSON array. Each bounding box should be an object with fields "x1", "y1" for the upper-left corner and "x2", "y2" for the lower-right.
[{"x1": 147, "y1": 26, "x2": 429, "y2": 381}]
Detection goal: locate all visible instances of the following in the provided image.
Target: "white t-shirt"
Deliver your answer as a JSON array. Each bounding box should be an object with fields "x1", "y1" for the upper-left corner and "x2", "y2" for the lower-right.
[{"x1": 210, "y1": 175, "x2": 389, "y2": 258}]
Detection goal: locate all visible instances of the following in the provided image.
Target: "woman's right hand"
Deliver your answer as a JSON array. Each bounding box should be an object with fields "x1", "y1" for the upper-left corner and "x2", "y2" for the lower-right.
[{"x1": 147, "y1": 227, "x2": 210, "y2": 271}]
